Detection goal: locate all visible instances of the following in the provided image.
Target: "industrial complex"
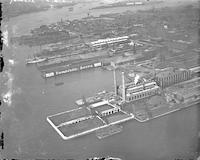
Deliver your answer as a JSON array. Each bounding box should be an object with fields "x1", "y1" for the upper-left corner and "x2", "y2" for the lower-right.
[{"x1": 47, "y1": 65, "x2": 200, "y2": 140}]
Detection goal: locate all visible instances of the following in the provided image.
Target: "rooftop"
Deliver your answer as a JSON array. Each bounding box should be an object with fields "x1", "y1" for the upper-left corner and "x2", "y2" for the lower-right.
[
  {"x1": 156, "y1": 67, "x2": 188, "y2": 78},
  {"x1": 90, "y1": 100, "x2": 109, "y2": 108},
  {"x1": 94, "y1": 104, "x2": 115, "y2": 113},
  {"x1": 166, "y1": 77, "x2": 200, "y2": 93}
]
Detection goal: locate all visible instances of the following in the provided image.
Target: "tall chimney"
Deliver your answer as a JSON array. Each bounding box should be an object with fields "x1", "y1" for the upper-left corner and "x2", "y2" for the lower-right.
[
  {"x1": 113, "y1": 69, "x2": 117, "y2": 96},
  {"x1": 111, "y1": 62, "x2": 117, "y2": 96},
  {"x1": 122, "y1": 72, "x2": 126, "y2": 102}
]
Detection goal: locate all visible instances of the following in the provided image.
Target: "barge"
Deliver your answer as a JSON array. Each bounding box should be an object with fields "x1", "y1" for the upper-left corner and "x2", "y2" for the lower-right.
[
  {"x1": 75, "y1": 90, "x2": 115, "y2": 106},
  {"x1": 96, "y1": 124, "x2": 123, "y2": 139},
  {"x1": 43, "y1": 60, "x2": 102, "y2": 78}
]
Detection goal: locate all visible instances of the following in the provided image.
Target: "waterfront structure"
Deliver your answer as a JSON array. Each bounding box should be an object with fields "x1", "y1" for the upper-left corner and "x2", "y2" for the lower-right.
[
  {"x1": 90, "y1": 36, "x2": 129, "y2": 47},
  {"x1": 47, "y1": 100, "x2": 133, "y2": 140},
  {"x1": 154, "y1": 67, "x2": 192, "y2": 88},
  {"x1": 43, "y1": 61, "x2": 102, "y2": 78},
  {"x1": 115, "y1": 71, "x2": 160, "y2": 102},
  {"x1": 89, "y1": 101, "x2": 121, "y2": 117},
  {"x1": 166, "y1": 77, "x2": 200, "y2": 103},
  {"x1": 47, "y1": 67, "x2": 200, "y2": 140},
  {"x1": 117, "y1": 80, "x2": 160, "y2": 102}
]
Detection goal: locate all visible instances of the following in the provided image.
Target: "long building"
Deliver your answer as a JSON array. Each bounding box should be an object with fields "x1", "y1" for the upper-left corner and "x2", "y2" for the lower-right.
[
  {"x1": 118, "y1": 80, "x2": 160, "y2": 102},
  {"x1": 154, "y1": 67, "x2": 192, "y2": 88},
  {"x1": 90, "y1": 36, "x2": 129, "y2": 47}
]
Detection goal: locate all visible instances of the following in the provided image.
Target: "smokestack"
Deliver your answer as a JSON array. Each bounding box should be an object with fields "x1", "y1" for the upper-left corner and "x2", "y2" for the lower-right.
[
  {"x1": 122, "y1": 72, "x2": 126, "y2": 102},
  {"x1": 111, "y1": 62, "x2": 117, "y2": 96},
  {"x1": 113, "y1": 69, "x2": 117, "y2": 96}
]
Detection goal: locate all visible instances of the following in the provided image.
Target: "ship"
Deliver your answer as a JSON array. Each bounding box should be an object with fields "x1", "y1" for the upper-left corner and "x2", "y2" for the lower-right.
[
  {"x1": 26, "y1": 57, "x2": 47, "y2": 64},
  {"x1": 37, "y1": 56, "x2": 81, "y2": 70}
]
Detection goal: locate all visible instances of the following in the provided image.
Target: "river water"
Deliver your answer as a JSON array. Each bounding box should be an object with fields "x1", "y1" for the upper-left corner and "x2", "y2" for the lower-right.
[{"x1": 1, "y1": 1, "x2": 199, "y2": 159}]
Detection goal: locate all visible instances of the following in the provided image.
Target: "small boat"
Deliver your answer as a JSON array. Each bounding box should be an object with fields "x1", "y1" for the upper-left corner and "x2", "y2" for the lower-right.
[
  {"x1": 26, "y1": 57, "x2": 47, "y2": 64},
  {"x1": 55, "y1": 82, "x2": 64, "y2": 86},
  {"x1": 87, "y1": 156, "x2": 122, "y2": 160},
  {"x1": 75, "y1": 90, "x2": 109, "y2": 106}
]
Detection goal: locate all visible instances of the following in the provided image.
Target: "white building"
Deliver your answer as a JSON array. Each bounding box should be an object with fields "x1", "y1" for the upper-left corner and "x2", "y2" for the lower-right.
[
  {"x1": 90, "y1": 36, "x2": 129, "y2": 47},
  {"x1": 11, "y1": 0, "x2": 35, "y2": 3}
]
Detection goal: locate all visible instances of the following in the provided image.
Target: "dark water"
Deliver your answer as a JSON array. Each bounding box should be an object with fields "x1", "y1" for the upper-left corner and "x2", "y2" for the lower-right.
[{"x1": 1, "y1": 1, "x2": 199, "y2": 159}]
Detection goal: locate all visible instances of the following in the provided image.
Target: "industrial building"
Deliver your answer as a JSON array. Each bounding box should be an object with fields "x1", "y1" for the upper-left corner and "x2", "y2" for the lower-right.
[
  {"x1": 154, "y1": 67, "x2": 192, "y2": 88},
  {"x1": 113, "y1": 70, "x2": 161, "y2": 102},
  {"x1": 90, "y1": 36, "x2": 129, "y2": 47},
  {"x1": 89, "y1": 101, "x2": 121, "y2": 117}
]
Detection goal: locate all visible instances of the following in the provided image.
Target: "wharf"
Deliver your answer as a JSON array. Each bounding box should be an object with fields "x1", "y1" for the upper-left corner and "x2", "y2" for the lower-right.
[
  {"x1": 134, "y1": 76, "x2": 200, "y2": 122},
  {"x1": 48, "y1": 94, "x2": 200, "y2": 140},
  {"x1": 47, "y1": 100, "x2": 133, "y2": 140},
  {"x1": 134, "y1": 98, "x2": 200, "y2": 123}
]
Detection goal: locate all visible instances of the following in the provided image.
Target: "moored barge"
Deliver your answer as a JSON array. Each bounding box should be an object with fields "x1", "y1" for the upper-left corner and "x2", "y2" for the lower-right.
[{"x1": 43, "y1": 60, "x2": 102, "y2": 78}]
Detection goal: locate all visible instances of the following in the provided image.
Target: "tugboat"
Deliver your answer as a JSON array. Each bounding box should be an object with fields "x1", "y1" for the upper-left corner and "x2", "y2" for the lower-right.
[{"x1": 87, "y1": 156, "x2": 122, "y2": 160}]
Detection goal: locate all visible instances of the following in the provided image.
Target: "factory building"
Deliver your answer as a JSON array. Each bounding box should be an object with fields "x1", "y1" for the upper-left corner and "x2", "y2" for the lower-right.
[
  {"x1": 100, "y1": 107, "x2": 121, "y2": 117},
  {"x1": 154, "y1": 67, "x2": 192, "y2": 88},
  {"x1": 166, "y1": 77, "x2": 200, "y2": 103},
  {"x1": 89, "y1": 101, "x2": 121, "y2": 117},
  {"x1": 118, "y1": 81, "x2": 160, "y2": 102},
  {"x1": 90, "y1": 36, "x2": 129, "y2": 47},
  {"x1": 116, "y1": 72, "x2": 160, "y2": 102}
]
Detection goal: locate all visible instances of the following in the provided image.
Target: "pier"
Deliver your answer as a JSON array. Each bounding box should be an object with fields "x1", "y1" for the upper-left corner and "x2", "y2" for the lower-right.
[{"x1": 47, "y1": 100, "x2": 134, "y2": 140}]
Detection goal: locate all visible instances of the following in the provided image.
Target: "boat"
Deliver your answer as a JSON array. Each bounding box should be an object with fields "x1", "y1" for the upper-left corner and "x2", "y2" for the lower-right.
[
  {"x1": 96, "y1": 125, "x2": 123, "y2": 139},
  {"x1": 75, "y1": 95, "x2": 103, "y2": 106},
  {"x1": 75, "y1": 90, "x2": 114, "y2": 106},
  {"x1": 55, "y1": 82, "x2": 64, "y2": 86},
  {"x1": 88, "y1": 156, "x2": 122, "y2": 160},
  {"x1": 26, "y1": 57, "x2": 47, "y2": 64}
]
